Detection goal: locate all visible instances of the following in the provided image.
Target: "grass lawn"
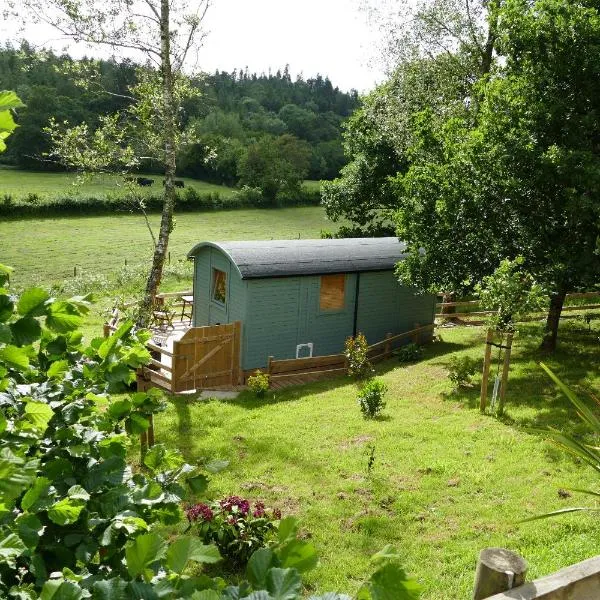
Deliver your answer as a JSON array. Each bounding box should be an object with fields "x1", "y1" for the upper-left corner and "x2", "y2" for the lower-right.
[
  {"x1": 0, "y1": 168, "x2": 237, "y2": 200},
  {"x1": 151, "y1": 320, "x2": 600, "y2": 599},
  {"x1": 0, "y1": 206, "x2": 331, "y2": 287}
]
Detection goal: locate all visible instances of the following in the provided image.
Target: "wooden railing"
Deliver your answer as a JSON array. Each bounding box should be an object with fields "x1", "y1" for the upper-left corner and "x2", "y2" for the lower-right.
[
  {"x1": 435, "y1": 291, "x2": 600, "y2": 319},
  {"x1": 264, "y1": 323, "x2": 435, "y2": 388}
]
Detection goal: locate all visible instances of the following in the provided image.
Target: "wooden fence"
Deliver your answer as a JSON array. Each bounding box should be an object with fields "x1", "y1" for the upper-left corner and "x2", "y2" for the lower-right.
[
  {"x1": 436, "y1": 291, "x2": 600, "y2": 320},
  {"x1": 262, "y1": 323, "x2": 435, "y2": 389},
  {"x1": 474, "y1": 548, "x2": 600, "y2": 600}
]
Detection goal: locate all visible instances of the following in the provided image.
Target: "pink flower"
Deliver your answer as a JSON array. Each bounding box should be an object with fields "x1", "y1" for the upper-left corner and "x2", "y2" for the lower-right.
[
  {"x1": 220, "y1": 495, "x2": 250, "y2": 515},
  {"x1": 272, "y1": 508, "x2": 282, "y2": 520},
  {"x1": 186, "y1": 503, "x2": 214, "y2": 522},
  {"x1": 253, "y1": 501, "x2": 266, "y2": 518}
]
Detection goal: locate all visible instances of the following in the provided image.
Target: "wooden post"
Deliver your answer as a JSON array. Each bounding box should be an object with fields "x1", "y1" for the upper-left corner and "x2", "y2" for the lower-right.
[
  {"x1": 384, "y1": 332, "x2": 392, "y2": 358},
  {"x1": 480, "y1": 329, "x2": 494, "y2": 413},
  {"x1": 473, "y1": 548, "x2": 528, "y2": 600},
  {"x1": 267, "y1": 356, "x2": 274, "y2": 376},
  {"x1": 147, "y1": 414, "x2": 155, "y2": 447},
  {"x1": 140, "y1": 429, "x2": 148, "y2": 463},
  {"x1": 496, "y1": 333, "x2": 514, "y2": 417},
  {"x1": 103, "y1": 323, "x2": 110, "y2": 338},
  {"x1": 412, "y1": 322, "x2": 421, "y2": 345}
]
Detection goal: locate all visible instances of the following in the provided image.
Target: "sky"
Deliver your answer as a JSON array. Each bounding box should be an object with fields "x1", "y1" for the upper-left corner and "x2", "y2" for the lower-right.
[{"x1": 1, "y1": 0, "x2": 388, "y2": 93}]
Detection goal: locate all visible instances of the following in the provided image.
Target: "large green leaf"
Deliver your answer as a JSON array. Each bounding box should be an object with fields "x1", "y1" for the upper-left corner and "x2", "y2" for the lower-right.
[
  {"x1": 188, "y1": 473, "x2": 210, "y2": 495},
  {"x1": 0, "y1": 533, "x2": 27, "y2": 568},
  {"x1": 0, "y1": 449, "x2": 39, "y2": 504},
  {"x1": 16, "y1": 513, "x2": 44, "y2": 549},
  {"x1": 247, "y1": 548, "x2": 275, "y2": 588},
  {"x1": 17, "y1": 288, "x2": 50, "y2": 317},
  {"x1": 277, "y1": 539, "x2": 318, "y2": 573},
  {"x1": 39, "y1": 579, "x2": 84, "y2": 600},
  {"x1": 10, "y1": 317, "x2": 41, "y2": 346},
  {"x1": 0, "y1": 295, "x2": 13, "y2": 323},
  {"x1": 266, "y1": 568, "x2": 302, "y2": 600},
  {"x1": 47, "y1": 359, "x2": 70, "y2": 380},
  {"x1": 25, "y1": 401, "x2": 54, "y2": 430},
  {"x1": 21, "y1": 477, "x2": 52, "y2": 511},
  {"x1": 190, "y1": 591, "x2": 222, "y2": 600},
  {"x1": 0, "y1": 322, "x2": 12, "y2": 343},
  {"x1": 0, "y1": 91, "x2": 24, "y2": 112},
  {"x1": 92, "y1": 578, "x2": 128, "y2": 600},
  {"x1": 166, "y1": 537, "x2": 222, "y2": 574},
  {"x1": 46, "y1": 301, "x2": 83, "y2": 333},
  {"x1": 125, "y1": 532, "x2": 167, "y2": 581},
  {"x1": 360, "y1": 563, "x2": 421, "y2": 600},
  {"x1": 0, "y1": 264, "x2": 13, "y2": 288},
  {"x1": 48, "y1": 497, "x2": 86, "y2": 526},
  {"x1": 0, "y1": 344, "x2": 30, "y2": 370},
  {"x1": 144, "y1": 444, "x2": 184, "y2": 472}
]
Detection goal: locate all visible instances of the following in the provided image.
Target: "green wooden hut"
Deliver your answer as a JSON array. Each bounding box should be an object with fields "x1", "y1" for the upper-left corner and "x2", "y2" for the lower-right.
[{"x1": 187, "y1": 238, "x2": 435, "y2": 372}]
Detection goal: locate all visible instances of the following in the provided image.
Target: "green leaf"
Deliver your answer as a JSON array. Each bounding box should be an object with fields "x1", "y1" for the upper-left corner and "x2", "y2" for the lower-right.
[
  {"x1": 9, "y1": 317, "x2": 41, "y2": 346},
  {"x1": 125, "y1": 532, "x2": 167, "y2": 581},
  {"x1": 247, "y1": 548, "x2": 275, "y2": 588},
  {"x1": 0, "y1": 345, "x2": 30, "y2": 370},
  {"x1": 0, "y1": 264, "x2": 13, "y2": 287},
  {"x1": 277, "y1": 517, "x2": 299, "y2": 545},
  {"x1": 363, "y1": 563, "x2": 421, "y2": 600},
  {"x1": 0, "y1": 533, "x2": 27, "y2": 569},
  {"x1": 190, "y1": 591, "x2": 222, "y2": 600},
  {"x1": 205, "y1": 459, "x2": 230, "y2": 473},
  {"x1": 67, "y1": 485, "x2": 90, "y2": 501},
  {"x1": 46, "y1": 301, "x2": 83, "y2": 333},
  {"x1": 107, "y1": 398, "x2": 131, "y2": 420},
  {"x1": 266, "y1": 568, "x2": 302, "y2": 600},
  {"x1": 0, "y1": 322, "x2": 12, "y2": 343},
  {"x1": 166, "y1": 537, "x2": 222, "y2": 574},
  {"x1": 371, "y1": 545, "x2": 403, "y2": 565},
  {"x1": 0, "y1": 533, "x2": 26, "y2": 568},
  {"x1": 21, "y1": 477, "x2": 52, "y2": 511},
  {"x1": 143, "y1": 444, "x2": 184, "y2": 472},
  {"x1": 278, "y1": 539, "x2": 318, "y2": 573},
  {"x1": 188, "y1": 473, "x2": 210, "y2": 494},
  {"x1": 0, "y1": 91, "x2": 25, "y2": 112},
  {"x1": 92, "y1": 578, "x2": 128, "y2": 600},
  {"x1": 125, "y1": 413, "x2": 149, "y2": 435},
  {"x1": 40, "y1": 579, "x2": 84, "y2": 600},
  {"x1": 16, "y1": 513, "x2": 44, "y2": 549},
  {"x1": 0, "y1": 449, "x2": 38, "y2": 505},
  {"x1": 47, "y1": 359, "x2": 70, "y2": 380},
  {"x1": 18, "y1": 288, "x2": 50, "y2": 317},
  {"x1": 25, "y1": 401, "x2": 54, "y2": 430},
  {"x1": 48, "y1": 497, "x2": 86, "y2": 526},
  {"x1": 0, "y1": 294, "x2": 14, "y2": 322}
]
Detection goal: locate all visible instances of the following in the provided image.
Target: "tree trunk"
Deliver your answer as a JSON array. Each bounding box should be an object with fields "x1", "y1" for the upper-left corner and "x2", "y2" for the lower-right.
[
  {"x1": 540, "y1": 290, "x2": 566, "y2": 352},
  {"x1": 139, "y1": 0, "x2": 177, "y2": 327},
  {"x1": 480, "y1": 0, "x2": 499, "y2": 77}
]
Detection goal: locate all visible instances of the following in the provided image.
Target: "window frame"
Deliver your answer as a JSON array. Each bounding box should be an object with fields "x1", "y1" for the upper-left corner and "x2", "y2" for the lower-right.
[
  {"x1": 319, "y1": 273, "x2": 347, "y2": 313},
  {"x1": 211, "y1": 267, "x2": 227, "y2": 307}
]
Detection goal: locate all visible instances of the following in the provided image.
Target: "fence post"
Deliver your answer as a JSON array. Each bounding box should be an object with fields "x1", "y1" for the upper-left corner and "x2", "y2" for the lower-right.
[
  {"x1": 384, "y1": 332, "x2": 392, "y2": 357},
  {"x1": 480, "y1": 329, "x2": 494, "y2": 413},
  {"x1": 267, "y1": 356, "x2": 274, "y2": 376},
  {"x1": 103, "y1": 323, "x2": 110, "y2": 338},
  {"x1": 412, "y1": 322, "x2": 421, "y2": 345},
  {"x1": 496, "y1": 333, "x2": 514, "y2": 417},
  {"x1": 473, "y1": 548, "x2": 528, "y2": 600}
]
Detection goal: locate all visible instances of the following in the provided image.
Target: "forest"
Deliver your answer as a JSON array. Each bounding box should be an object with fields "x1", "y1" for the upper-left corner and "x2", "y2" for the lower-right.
[{"x1": 0, "y1": 42, "x2": 359, "y2": 184}]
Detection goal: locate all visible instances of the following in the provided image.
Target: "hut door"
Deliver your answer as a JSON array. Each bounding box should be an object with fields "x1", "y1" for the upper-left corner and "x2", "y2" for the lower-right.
[{"x1": 296, "y1": 279, "x2": 315, "y2": 353}]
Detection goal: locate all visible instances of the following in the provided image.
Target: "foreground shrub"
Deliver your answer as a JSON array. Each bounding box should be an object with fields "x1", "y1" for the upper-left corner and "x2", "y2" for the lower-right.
[
  {"x1": 247, "y1": 369, "x2": 270, "y2": 397},
  {"x1": 345, "y1": 333, "x2": 373, "y2": 380},
  {"x1": 396, "y1": 342, "x2": 423, "y2": 363},
  {"x1": 187, "y1": 496, "x2": 281, "y2": 565},
  {"x1": 448, "y1": 355, "x2": 481, "y2": 387},
  {"x1": 358, "y1": 378, "x2": 388, "y2": 419}
]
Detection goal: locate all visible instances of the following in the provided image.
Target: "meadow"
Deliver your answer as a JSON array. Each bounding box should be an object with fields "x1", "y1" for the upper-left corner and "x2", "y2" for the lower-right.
[
  {"x1": 152, "y1": 320, "x2": 600, "y2": 598},
  {"x1": 0, "y1": 206, "x2": 331, "y2": 287}
]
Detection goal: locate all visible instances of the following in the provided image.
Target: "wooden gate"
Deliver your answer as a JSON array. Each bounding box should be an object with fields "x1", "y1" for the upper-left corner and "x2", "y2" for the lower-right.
[{"x1": 171, "y1": 322, "x2": 242, "y2": 392}]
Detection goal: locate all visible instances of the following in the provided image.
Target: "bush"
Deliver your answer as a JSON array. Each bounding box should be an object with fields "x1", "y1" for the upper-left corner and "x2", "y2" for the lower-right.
[
  {"x1": 247, "y1": 369, "x2": 270, "y2": 397},
  {"x1": 358, "y1": 378, "x2": 388, "y2": 419},
  {"x1": 345, "y1": 332, "x2": 373, "y2": 380},
  {"x1": 396, "y1": 342, "x2": 423, "y2": 363},
  {"x1": 187, "y1": 496, "x2": 281, "y2": 566},
  {"x1": 234, "y1": 185, "x2": 264, "y2": 207},
  {"x1": 448, "y1": 355, "x2": 481, "y2": 387}
]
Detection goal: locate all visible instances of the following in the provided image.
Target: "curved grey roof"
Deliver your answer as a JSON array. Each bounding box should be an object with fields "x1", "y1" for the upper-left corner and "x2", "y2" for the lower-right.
[{"x1": 187, "y1": 238, "x2": 408, "y2": 279}]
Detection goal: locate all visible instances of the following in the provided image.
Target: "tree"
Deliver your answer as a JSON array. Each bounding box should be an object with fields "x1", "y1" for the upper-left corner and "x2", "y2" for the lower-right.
[
  {"x1": 322, "y1": 1, "x2": 499, "y2": 237},
  {"x1": 394, "y1": 0, "x2": 600, "y2": 350},
  {"x1": 237, "y1": 134, "x2": 310, "y2": 204},
  {"x1": 13, "y1": 0, "x2": 210, "y2": 325}
]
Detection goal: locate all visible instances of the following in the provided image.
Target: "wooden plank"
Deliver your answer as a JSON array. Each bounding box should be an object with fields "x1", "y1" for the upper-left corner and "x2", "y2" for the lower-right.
[
  {"x1": 175, "y1": 333, "x2": 234, "y2": 345},
  {"x1": 436, "y1": 300, "x2": 480, "y2": 308},
  {"x1": 155, "y1": 290, "x2": 192, "y2": 299},
  {"x1": 270, "y1": 367, "x2": 347, "y2": 381},
  {"x1": 178, "y1": 343, "x2": 225, "y2": 380},
  {"x1": 176, "y1": 368, "x2": 233, "y2": 385},
  {"x1": 435, "y1": 311, "x2": 495, "y2": 318},
  {"x1": 147, "y1": 342, "x2": 174, "y2": 357},
  {"x1": 270, "y1": 353, "x2": 345, "y2": 374},
  {"x1": 562, "y1": 303, "x2": 600, "y2": 312},
  {"x1": 148, "y1": 357, "x2": 172, "y2": 372},
  {"x1": 565, "y1": 291, "x2": 600, "y2": 299}
]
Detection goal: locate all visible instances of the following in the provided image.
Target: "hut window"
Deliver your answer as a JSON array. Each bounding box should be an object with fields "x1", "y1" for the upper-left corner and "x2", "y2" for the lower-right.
[
  {"x1": 212, "y1": 268, "x2": 227, "y2": 304},
  {"x1": 320, "y1": 274, "x2": 345, "y2": 310}
]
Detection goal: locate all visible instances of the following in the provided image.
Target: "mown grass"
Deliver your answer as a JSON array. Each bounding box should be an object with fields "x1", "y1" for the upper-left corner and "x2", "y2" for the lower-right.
[
  {"x1": 0, "y1": 206, "x2": 331, "y2": 287},
  {"x1": 0, "y1": 168, "x2": 237, "y2": 200},
  {"x1": 151, "y1": 320, "x2": 600, "y2": 599}
]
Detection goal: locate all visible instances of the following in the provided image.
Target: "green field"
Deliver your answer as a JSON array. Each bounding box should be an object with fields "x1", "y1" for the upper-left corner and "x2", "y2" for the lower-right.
[
  {"x1": 0, "y1": 168, "x2": 323, "y2": 200},
  {"x1": 153, "y1": 321, "x2": 600, "y2": 598},
  {"x1": 0, "y1": 207, "x2": 332, "y2": 287}
]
